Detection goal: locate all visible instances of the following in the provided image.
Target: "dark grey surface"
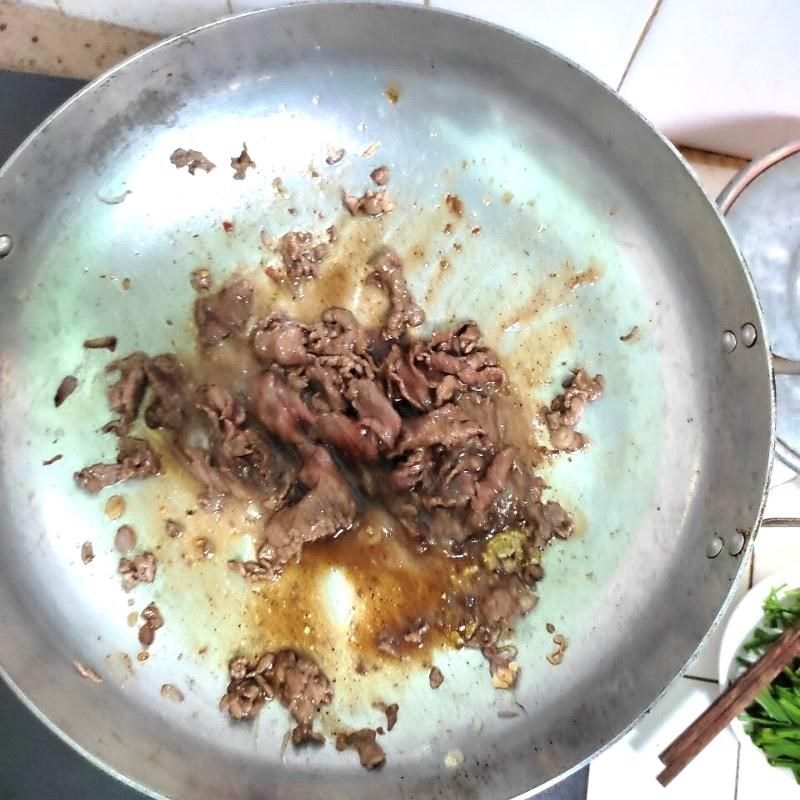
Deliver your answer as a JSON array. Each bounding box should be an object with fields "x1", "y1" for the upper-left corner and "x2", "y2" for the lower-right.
[{"x1": 0, "y1": 67, "x2": 588, "y2": 800}]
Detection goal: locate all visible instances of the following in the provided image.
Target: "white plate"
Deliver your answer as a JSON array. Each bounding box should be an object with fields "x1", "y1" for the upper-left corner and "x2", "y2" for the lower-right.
[{"x1": 718, "y1": 567, "x2": 800, "y2": 793}]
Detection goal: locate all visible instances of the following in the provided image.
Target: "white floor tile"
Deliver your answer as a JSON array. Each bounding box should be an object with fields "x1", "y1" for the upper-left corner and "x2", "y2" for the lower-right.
[
  {"x1": 619, "y1": 0, "x2": 800, "y2": 158},
  {"x1": 762, "y1": 475, "x2": 800, "y2": 520},
  {"x1": 684, "y1": 553, "x2": 752, "y2": 681},
  {"x1": 753, "y1": 525, "x2": 800, "y2": 585},
  {"x1": 588, "y1": 678, "x2": 738, "y2": 800},
  {"x1": 769, "y1": 460, "x2": 798, "y2": 492},
  {"x1": 428, "y1": 0, "x2": 658, "y2": 88}
]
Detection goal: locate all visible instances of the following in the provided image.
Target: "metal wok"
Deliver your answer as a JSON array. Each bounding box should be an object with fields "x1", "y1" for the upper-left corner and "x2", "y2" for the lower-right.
[{"x1": 0, "y1": 4, "x2": 773, "y2": 799}]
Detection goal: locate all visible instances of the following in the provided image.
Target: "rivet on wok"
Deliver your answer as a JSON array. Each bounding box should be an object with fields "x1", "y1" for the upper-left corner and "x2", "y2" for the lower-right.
[
  {"x1": 0, "y1": 234, "x2": 12, "y2": 259},
  {"x1": 705, "y1": 534, "x2": 723, "y2": 558},
  {"x1": 721, "y1": 331, "x2": 737, "y2": 353},
  {"x1": 727, "y1": 530, "x2": 746, "y2": 556},
  {"x1": 740, "y1": 323, "x2": 757, "y2": 348}
]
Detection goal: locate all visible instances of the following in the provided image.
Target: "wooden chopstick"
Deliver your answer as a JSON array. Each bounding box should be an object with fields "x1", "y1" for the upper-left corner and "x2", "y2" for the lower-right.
[{"x1": 656, "y1": 618, "x2": 800, "y2": 786}]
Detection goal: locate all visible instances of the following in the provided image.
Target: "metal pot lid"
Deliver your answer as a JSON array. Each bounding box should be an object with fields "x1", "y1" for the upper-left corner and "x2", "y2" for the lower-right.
[{"x1": 719, "y1": 142, "x2": 800, "y2": 473}]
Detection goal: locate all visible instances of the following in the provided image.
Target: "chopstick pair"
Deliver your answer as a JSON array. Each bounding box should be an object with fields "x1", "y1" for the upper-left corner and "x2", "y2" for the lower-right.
[{"x1": 657, "y1": 618, "x2": 800, "y2": 786}]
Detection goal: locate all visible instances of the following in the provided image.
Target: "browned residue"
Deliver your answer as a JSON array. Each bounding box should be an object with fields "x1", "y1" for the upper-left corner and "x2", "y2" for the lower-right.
[
  {"x1": 498, "y1": 260, "x2": 602, "y2": 331},
  {"x1": 445, "y1": 193, "x2": 464, "y2": 216},
  {"x1": 384, "y1": 84, "x2": 401, "y2": 104}
]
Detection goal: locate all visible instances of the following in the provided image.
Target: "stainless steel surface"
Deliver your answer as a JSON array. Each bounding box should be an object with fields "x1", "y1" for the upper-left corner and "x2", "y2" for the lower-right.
[
  {"x1": 0, "y1": 4, "x2": 773, "y2": 799},
  {"x1": 719, "y1": 141, "x2": 800, "y2": 472}
]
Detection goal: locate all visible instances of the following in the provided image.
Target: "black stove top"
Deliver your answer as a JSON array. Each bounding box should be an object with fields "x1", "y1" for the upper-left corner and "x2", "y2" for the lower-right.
[{"x1": 0, "y1": 68, "x2": 589, "y2": 800}]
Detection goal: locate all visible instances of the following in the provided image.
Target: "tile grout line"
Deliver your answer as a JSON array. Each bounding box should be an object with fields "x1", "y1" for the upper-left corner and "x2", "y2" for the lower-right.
[
  {"x1": 615, "y1": 0, "x2": 664, "y2": 92},
  {"x1": 733, "y1": 741, "x2": 741, "y2": 800}
]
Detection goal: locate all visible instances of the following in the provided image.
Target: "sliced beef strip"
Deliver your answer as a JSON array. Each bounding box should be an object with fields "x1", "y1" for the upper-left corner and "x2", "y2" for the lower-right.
[
  {"x1": 250, "y1": 370, "x2": 316, "y2": 446},
  {"x1": 471, "y1": 447, "x2": 516, "y2": 514},
  {"x1": 187, "y1": 384, "x2": 297, "y2": 510},
  {"x1": 106, "y1": 353, "x2": 148, "y2": 427},
  {"x1": 394, "y1": 404, "x2": 483, "y2": 453},
  {"x1": 256, "y1": 445, "x2": 356, "y2": 578},
  {"x1": 335, "y1": 729, "x2": 386, "y2": 769},
  {"x1": 252, "y1": 315, "x2": 311, "y2": 367},
  {"x1": 75, "y1": 436, "x2": 161, "y2": 493},
  {"x1": 382, "y1": 344, "x2": 433, "y2": 411},
  {"x1": 421, "y1": 322, "x2": 505, "y2": 388},
  {"x1": 368, "y1": 250, "x2": 424, "y2": 340},
  {"x1": 143, "y1": 354, "x2": 186, "y2": 430},
  {"x1": 346, "y1": 378, "x2": 401, "y2": 449},
  {"x1": 310, "y1": 412, "x2": 380, "y2": 462},
  {"x1": 195, "y1": 278, "x2": 254, "y2": 346}
]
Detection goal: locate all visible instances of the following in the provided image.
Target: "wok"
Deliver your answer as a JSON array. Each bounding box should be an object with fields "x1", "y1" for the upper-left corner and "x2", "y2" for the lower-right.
[{"x1": 0, "y1": 4, "x2": 774, "y2": 799}]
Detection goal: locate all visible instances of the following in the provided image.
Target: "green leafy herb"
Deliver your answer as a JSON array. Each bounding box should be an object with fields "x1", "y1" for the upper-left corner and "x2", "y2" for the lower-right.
[{"x1": 740, "y1": 586, "x2": 800, "y2": 783}]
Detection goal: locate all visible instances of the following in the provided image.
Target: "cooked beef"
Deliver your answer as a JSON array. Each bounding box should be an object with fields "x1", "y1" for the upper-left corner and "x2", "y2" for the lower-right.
[
  {"x1": 230, "y1": 144, "x2": 255, "y2": 180},
  {"x1": 347, "y1": 378, "x2": 401, "y2": 449},
  {"x1": 429, "y1": 666, "x2": 444, "y2": 689},
  {"x1": 471, "y1": 447, "x2": 516, "y2": 513},
  {"x1": 80, "y1": 541, "x2": 94, "y2": 564},
  {"x1": 395, "y1": 405, "x2": 482, "y2": 453},
  {"x1": 368, "y1": 250, "x2": 424, "y2": 339},
  {"x1": 83, "y1": 336, "x2": 117, "y2": 351},
  {"x1": 483, "y1": 643, "x2": 519, "y2": 689},
  {"x1": 274, "y1": 231, "x2": 329, "y2": 293},
  {"x1": 170, "y1": 148, "x2": 215, "y2": 174},
  {"x1": 106, "y1": 353, "x2": 147, "y2": 427},
  {"x1": 545, "y1": 368, "x2": 604, "y2": 452},
  {"x1": 256, "y1": 446, "x2": 356, "y2": 578},
  {"x1": 138, "y1": 601, "x2": 164, "y2": 647},
  {"x1": 252, "y1": 316, "x2": 311, "y2": 367},
  {"x1": 191, "y1": 268, "x2": 212, "y2": 291},
  {"x1": 326, "y1": 147, "x2": 345, "y2": 165},
  {"x1": 118, "y1": 551, "x2": 156, "y2": 590},
  {"x1": 370, "y1": 166, "x2": 390, "y2": 186},
  {"x1": 272, "y1": 649, "x2": 333, "y2": 741},
  {"x1": 143, "y1": 355, "x2": 185, "y2": 430},
  {"x1": 336, "y1": 729, "x2": 386, "y2": 769},
  {"x1": 54, "y1": 375, "x2": 78, "y2": 407},
  {"x1": 79, "y1": 215, "x2": 601, "y2": 753},
  {"x1": 114, "y1": 524, "x2": 136, "y2": 553},
  {"x1": 250, "y1": 370, "x2": 316, "y2": 446},
  {"x1": 378, "y1": 702, "x2": 399, "y2": 731},
  {"x1": 422, "y1": 322, "x2": 505, "y2": 388},
  {"x1": 195, "y1": 278, "x2": 254, "y2": 346},
  {"x1": 310, "y1": 412, "x2": 379, "y2": 462},
  {"x1": 74, "y1": 437, "x2": 161, "y2": 493},
  {"x1": 383, "y1": 344, "x2": 432, "y2": 411},
  {"x1": 343, "y1": 189, "x2": 393, "y2": 217},
  {"x1": 220, "y1": 649, "x2": 333, "y2": 742}
]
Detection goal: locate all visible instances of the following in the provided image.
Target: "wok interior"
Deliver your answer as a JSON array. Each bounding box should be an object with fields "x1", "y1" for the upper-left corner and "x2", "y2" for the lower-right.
[{"x1": 0, "y1": 6, "x2": 772, "y2": 799}]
